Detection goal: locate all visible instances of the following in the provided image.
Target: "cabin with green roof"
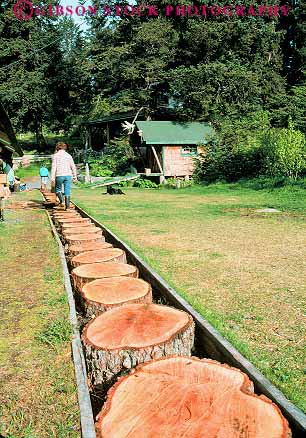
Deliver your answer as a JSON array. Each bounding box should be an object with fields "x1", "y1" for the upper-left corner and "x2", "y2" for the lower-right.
[{"x1": 133, "y1": 121, "x2": 215, "y2": 182}]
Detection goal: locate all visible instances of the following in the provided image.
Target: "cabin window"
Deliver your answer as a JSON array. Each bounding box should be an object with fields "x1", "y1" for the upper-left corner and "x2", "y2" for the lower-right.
[{"x1": 181, "y1": 146, "x2": 198, "y2": 156}]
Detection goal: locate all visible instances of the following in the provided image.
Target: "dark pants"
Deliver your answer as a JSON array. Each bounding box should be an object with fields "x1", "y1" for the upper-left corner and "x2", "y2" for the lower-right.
[{"x1": 55, "y1": 175, "x2": 72, "y2": 196}]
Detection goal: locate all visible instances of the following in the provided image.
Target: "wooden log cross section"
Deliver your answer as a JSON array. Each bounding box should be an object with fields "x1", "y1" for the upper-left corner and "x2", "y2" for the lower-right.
[
  {"x1": 62, "y1": 226, "x2": 103, "y2": 240},
  {"x1": 96, "y1": 356, "x2": 291, "y2": 438},
  {"x1": 55, "y1": 217, "x2": 90, "y2": 227},
  {"x1": 62, "y1": 221, "x2": 94, "y2": 231},
  {"x1": 66, "y1": 233, "x2": 105, "y2": 246},
  {"x1": 82, "y1": 304, "x2": 195, "y2": 385},
  {"x1": 68, "y1": 241, "x2": 113, "y2": 258},
  {"x1": 71, "y1": 248, "x2": 126, "y2": 268},
  {"x1": 72, "y1": 262, "x2": 138, "y2": 292},
  {"x1": 81, "y1": 277, "x2": 152, "y2": 317}
]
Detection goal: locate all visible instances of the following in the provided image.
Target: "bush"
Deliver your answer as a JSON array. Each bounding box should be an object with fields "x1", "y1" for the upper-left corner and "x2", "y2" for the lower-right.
[
  {"x1": 164, "y1": 177, "x2": 194, "y2": 188},
  {"x1": 133, "y1": 178, "x2": 159, "y2": 188},
  {"x1": 194, "y1": 115, "x2": 306, "y2": 183},
  {"x1": 88, "y1": 136, "x2": 135, "y2": 177},
  {"x1": 261, "y1": 120, "x2": 306, "y2": 180}
]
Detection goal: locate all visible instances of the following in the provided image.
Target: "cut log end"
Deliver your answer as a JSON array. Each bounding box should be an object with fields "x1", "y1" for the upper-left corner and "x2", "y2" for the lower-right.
[
  {"x1": 65, "y1": 233, "x2": 105, "y2": 246},
  {"x1": 71, "y1": 248, "x2": 126, "y2": 268},
  {"x1": 81, "y1": 277, "x2": 152, "y2": 317},
  {"x1": 82, "y1": 304, "x2": 194, "y2": 385},
  {"x1": 61, "y1": 221, "x2": 94, "y2": 230},
  {"x1": 68, "y1": 241, "x2": 113, "y2": 258},
  {"x1": 96, "y1": 356, "x2": 291, "y2": 438},
  {"x1": 62, "y1": 226, "x2": 103, "y2": 240},
  {"x1": 72, "y1": 261, "x2": 138, "y2": 292}
]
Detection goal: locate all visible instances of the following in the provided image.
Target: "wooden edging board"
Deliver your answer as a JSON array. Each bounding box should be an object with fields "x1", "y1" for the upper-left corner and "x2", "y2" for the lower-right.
[
  {"x1": 45, "y1": 210, "x2": 96, "y2": 438},
  {"x1": 73, "y1": 202, "x2": 306, "y2": 438}
]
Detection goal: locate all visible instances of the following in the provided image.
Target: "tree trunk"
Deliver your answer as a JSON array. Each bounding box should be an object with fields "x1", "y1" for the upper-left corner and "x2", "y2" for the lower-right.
[
  {"x1": 72, "y1": 261, "x2": 138, "y2": 292},
  {"x1": 96, "y1": 356, "x2": 291, "y2": 438},
  {"x1": 71, "y1": 248, "x2": 126, "y2": 268},
  {"x1": 66, "y1": 233, "x2": 105, "y2": 247},
  {"x1": 82, "y1": 304, "x2": 195, "y2": 386},
  {"x1": 34, "y1": 114, "x2": 47, "y2": 150},
  {"x1": 81, "y1": 277, "x2": 152, "y2": 318},
  {"x1": 62, "y1": 226, "x2": 103, "y2": 241},
  {"x1": 68, "y1": 242, "x2": 113, "y2": 258}
]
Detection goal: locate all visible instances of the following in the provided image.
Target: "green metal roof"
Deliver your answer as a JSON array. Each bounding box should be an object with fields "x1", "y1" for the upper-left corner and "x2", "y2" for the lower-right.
[{"x1": 135, "y1": 121, "x2": 215, "y2": 145}]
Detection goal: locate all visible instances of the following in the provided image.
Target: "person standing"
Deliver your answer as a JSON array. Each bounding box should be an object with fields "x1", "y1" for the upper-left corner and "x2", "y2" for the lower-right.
[
  {"x1": 51, "y1": 142, "x2": 77, "y2": 210},
  {"x1": 0, "y1": 158, "x2": 15, "y2": 191},
  {"x1": 39, "y1": 163, "x2": 49, "y2": 191}
]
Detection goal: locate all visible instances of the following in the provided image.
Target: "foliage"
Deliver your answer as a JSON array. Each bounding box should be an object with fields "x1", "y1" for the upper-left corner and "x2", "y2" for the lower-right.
[
  {"x1": 37, "y1": 317, "x2": 71, "y2": 348},
  {"x1": 0, "y1": 7, "x2": 92, "y2": 146},
  {"x1": 193, "y1": 112, "x2": 269, "y2": 183},
  {"x1": 89, "y1": 158, "x2": 114, "y2": 177},
  {"x1": 194, "y1": 116, "x2": 306, "y2": 182},
  {"x1": 261, "y1": 120, "x2": 306, "y2": 179},
  {"x1": 89, "y1": 136, "x2": 135, "y2": 176},
  {"x1": 133, "y1": 178, "x2": 159, "y2": 188},
  {"x1": 164, "y1": 178, "x2": 194, "y2": 189}
]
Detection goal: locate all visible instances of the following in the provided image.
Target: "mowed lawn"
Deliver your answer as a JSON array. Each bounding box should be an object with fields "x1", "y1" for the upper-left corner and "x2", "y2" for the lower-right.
[
  {"x1": 0, "y1": 191, "x2": 79, "y2": 438},
  {"x1": 74, "y1": 182, "x2": 306, "y2": 412}
]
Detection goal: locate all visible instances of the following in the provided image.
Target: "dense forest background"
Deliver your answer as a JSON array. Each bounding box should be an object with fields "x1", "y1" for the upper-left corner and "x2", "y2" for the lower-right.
[{"x1": 0, "y1": 0, "x2": 306, "y2": 180}]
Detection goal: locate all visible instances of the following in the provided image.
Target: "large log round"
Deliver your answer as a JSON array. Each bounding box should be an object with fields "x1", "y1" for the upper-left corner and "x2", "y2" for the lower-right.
[
  {"x1": 66, "y1": 233, "x2": 105, "y2": 246},
  {"x1": 61, "y1": 221, "x2": 94, "y2": 231},
  {"x1": 96, "y1": 356, "x2": 291, "y2": 438},
  {"x1": 53, "y1": 204, "x2": 75, "y2": 210},
  {"x1": 68, "y1": 241, "x2": 113, "y2": 258},
  {"x1": 72, "y1": 262, "x2": 138, "y2": 292},
  {"x1": 63, "y1": 226, "x2": 103, "y2": 240},
  {"x1": 53, "y1": 212, "x2": 81, "y2": 218},
  {"x1": 81, "y1": 277, "x2": 152, "y2": 317},
  {"x1": 71, "y1": 248, "x2": 126, "y2": 268},
  {"x1": 53, "y1": 214, "x2": 84, "y2": 225},
  {"x1": 82, "y1": 304, "x2": 195, "y2": 385},
  {"x1": 56, "y1": 217, "x2": 90, "y2": 226}
]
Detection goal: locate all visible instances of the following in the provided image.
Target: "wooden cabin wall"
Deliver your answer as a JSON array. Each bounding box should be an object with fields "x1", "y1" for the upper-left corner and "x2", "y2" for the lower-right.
[{"x1": 163, "y1": 146, "x2": 196, "y2": 177}]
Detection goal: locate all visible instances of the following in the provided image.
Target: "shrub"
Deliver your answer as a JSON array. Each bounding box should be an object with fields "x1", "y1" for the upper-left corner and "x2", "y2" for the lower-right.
[
  {"x1": 261, "y1": 120, "x2": 306, "y2": 180},
  {"x1": 194, "y1": 115, "x2": 306, "y2": 183},
  {"x1": 133, "y1": 178, "x2": 159, "y2": 188},
  {"x1": 164, "y1": 177, "x2": 194, "y2": 188},
  {"x1": 89, "y1": 136, "x2": 135, "y2": 177}
]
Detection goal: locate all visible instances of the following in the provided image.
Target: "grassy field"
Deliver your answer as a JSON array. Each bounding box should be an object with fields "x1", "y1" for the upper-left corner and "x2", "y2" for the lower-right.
[
  {"x1": 0, "y1": 191, "x2": 79, "y2": 437},
  {"x1": 74, "y1": 181, "x2": 306, "y2": 412}
]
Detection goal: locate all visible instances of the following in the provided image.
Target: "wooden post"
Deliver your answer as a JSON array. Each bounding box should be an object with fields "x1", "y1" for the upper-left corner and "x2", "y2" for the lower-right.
[{"x1": 150, "y1": 145, "x2": 163, "y2": 175}]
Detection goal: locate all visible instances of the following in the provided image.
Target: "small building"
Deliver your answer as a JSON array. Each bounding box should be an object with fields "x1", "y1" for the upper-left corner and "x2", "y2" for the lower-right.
[{"x1": 132, "y1": 121, "x2": 215, "y2": 183}]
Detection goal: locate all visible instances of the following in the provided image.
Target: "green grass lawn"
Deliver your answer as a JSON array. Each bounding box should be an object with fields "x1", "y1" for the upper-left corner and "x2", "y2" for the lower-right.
[
  {"x1": 73, "y1": 181, "x2": 306, "y2": 412},
  {"x1": 0, "y1": 191, "x2": 79, "y2": 437},
  {"x1": 15, "y1": 162, "x2": 50, "y2": 179}
]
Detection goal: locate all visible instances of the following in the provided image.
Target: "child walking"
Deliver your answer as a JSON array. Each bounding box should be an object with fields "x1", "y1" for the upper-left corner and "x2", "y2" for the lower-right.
[{"x1": 39, "y1": 163, "x2": 49, "y2": 190}]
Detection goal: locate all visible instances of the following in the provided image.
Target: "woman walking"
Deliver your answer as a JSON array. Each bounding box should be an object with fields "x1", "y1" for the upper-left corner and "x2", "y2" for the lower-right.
[{"x1": 51, "y1": 142, "x2": 77, "y2": 210}]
